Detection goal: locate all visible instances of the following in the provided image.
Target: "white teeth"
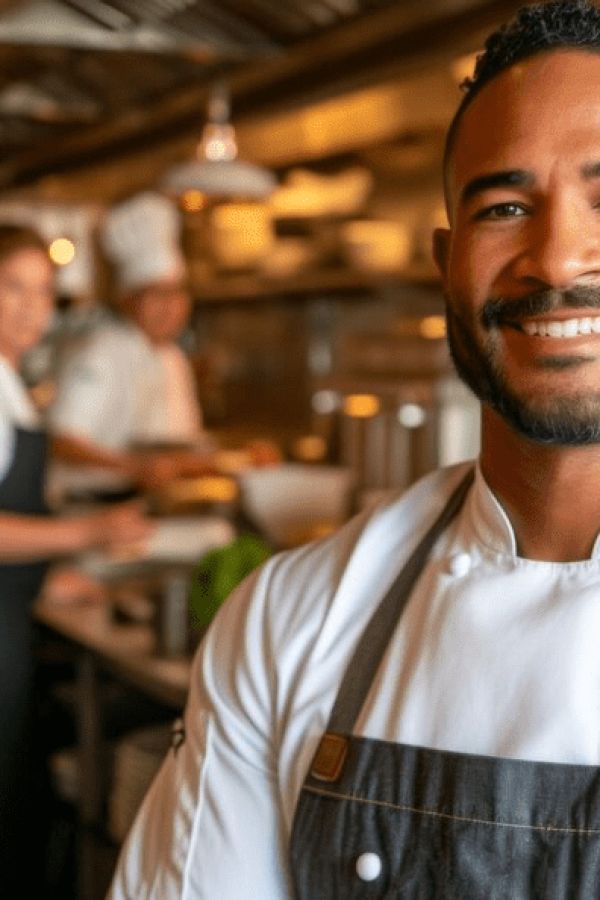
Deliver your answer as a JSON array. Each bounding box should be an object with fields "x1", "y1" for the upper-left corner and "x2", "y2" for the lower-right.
[
  {"x1": 562, "y1": 319, "x2": 580, "y2": 337},
  {"x1": 521, "y1": 316, "x2": 600, "y2": 337}
]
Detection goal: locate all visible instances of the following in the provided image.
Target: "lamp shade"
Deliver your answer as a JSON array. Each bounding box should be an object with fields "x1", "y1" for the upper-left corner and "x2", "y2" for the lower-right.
[
  {"x1": 162, "y1": 82, "x2": 277, "y2": 200},
  {"x1": 162, "y1": 157, "x2": 277, "y2": 200}
]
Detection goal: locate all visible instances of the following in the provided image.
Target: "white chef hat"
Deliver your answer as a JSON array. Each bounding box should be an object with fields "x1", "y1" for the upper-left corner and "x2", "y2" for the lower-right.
[{"x1": 101, "y1": 191, "x2": 187, "y2": 294}]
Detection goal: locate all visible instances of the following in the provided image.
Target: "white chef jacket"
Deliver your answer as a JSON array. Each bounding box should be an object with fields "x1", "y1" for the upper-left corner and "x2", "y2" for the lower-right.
[
  {"x1": 108, "y1": 460, "x2": 600, "y2": 899},
  {"x1": 50, "y1": 319, "x2": 203, "y2": 451},
  {"x1": 47, "y1": 319, "x2": 205, "y2": 497},
  {"x1": 0, "y1": 357, "x2": 41, "y2": 482},
  {"x1": 156, "y1": 342, "x2": 203, "y2": 444}
]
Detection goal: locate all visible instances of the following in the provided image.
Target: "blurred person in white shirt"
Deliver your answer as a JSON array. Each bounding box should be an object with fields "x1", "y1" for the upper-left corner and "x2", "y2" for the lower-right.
[
  {"x1": 0, "y1": 223, "x2": 152, "y2": 892},
  {"x1": 49, "y1": 191, "x2": 278, "y2": 501}
]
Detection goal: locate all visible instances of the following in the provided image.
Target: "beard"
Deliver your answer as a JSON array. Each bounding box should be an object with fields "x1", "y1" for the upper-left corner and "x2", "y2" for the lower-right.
[{"x1": 446, "y1": 285, "x2": 600, "y2": 445}]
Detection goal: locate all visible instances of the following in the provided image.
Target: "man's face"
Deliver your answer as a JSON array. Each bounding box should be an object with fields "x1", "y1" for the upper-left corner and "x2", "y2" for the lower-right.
[
  {"x1": 435, "y1": 50, "x2": 600, "y2": 444},
  {"x1": 131, "y1": 278, "x2": 191, "y2": 345}
]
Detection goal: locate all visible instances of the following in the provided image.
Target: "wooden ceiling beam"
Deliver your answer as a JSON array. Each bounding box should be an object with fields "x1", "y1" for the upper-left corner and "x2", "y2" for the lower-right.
[
  {"x1": 62, "y1": 0, "x2": 134, "y2": 30},
  {"x1": 170, "y1": 1, "x2": 280, "y2": 47},
  {"x1": 0, "y1": 0, "x2": 525, "y2": 192}
]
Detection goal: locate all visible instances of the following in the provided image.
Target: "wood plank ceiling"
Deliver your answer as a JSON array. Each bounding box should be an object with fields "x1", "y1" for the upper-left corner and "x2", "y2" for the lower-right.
[{"x1": 0, "y1": 0, "x2": 527, "y2": 201}]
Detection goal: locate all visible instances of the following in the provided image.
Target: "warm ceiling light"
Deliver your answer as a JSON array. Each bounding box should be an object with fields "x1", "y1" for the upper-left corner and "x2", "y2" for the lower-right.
[
  {"x1": 343, "y1": 394, "x2": 381, "y2": 418},
  {"x1": 203, "y1": 122, "x2": 237, "y2": 162},
  {"x1": 292, "y1": 435, "x2": 328, "y2": 463},
  {"x1": 49, "y1": 238, "x2": 75, "y2": 265},
  {"x1": 419, "y1": 316, "x2": 446, "y2": 339},
  {"x1": 163, "y1": 83, "x2": 277, "y2": 200},
  {"x1": 181, "y1": 190, "x2": 206, "y2": 212}
]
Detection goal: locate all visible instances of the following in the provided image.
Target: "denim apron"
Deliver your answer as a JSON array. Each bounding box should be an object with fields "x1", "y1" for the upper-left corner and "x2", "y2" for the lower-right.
[
  {"x1": 0, "y1": 426, "x2": 50, "y2": 888},
  {"x1": 290, "y1": 470, "x2": 600, "y2": 898}
]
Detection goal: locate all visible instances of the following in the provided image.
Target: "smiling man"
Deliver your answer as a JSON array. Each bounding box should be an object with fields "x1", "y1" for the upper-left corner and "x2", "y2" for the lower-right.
[
  {"x1": 108, "y1": 2, "x2": 600, "y2": 898},
  {"x1": 434, "y1": 20, "x2": 600, "y2": 564},
  {"x1": 439, "y1": 49, "x2": 600, "y2": 452}
]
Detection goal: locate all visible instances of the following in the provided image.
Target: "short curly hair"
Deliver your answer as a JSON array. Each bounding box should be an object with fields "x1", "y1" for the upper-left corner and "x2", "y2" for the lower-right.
[{"x1": 444, "y1": 0, "x2": 600, "y2": 186}]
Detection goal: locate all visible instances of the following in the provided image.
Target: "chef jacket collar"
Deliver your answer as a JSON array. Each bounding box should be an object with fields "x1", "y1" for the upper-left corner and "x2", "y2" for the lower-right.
[{"x1": 468, "y1": 461, "x2": 600, "y2": 560}]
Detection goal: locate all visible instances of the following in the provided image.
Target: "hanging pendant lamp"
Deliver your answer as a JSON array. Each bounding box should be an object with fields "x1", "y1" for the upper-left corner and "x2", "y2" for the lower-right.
[{"x1": 162, "y1": 83, "x2": 277, "y2": 200}]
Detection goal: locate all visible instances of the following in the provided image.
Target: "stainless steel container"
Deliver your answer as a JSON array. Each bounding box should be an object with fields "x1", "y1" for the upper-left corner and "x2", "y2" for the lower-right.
[{"x1": 156, "y1": 571, "x2": 192, "y2": 658}]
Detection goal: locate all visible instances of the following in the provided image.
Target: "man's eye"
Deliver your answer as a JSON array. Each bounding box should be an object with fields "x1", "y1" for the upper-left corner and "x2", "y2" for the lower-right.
[{"x1": 475, "y1": 203, "x2": 527, "y2": 220}]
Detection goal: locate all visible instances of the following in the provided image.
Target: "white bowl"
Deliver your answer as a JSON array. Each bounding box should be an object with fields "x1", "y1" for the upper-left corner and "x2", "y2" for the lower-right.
[{"x1": 239, "y1": 464, "x2": 355, "y2": 547}]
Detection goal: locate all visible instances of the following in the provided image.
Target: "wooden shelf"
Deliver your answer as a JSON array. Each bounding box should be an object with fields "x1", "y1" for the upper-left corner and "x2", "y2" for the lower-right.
[{"x1": 190, "y1": 264, "x2": 441, "y2": 304}]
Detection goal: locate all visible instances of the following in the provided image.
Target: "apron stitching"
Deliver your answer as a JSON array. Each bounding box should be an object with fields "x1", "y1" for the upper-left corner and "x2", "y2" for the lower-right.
[{"x1": 303, "y1": 785, "x2": 600, "y2": 835}]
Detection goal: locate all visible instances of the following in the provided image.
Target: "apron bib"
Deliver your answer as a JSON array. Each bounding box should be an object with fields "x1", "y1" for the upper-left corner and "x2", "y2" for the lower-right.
[
  {"x1": 0, "y1": 427, "x2": 50, "y2": 888},
  {"x1": 291, "y1": 470, "x2": 600, "y2": 898}
]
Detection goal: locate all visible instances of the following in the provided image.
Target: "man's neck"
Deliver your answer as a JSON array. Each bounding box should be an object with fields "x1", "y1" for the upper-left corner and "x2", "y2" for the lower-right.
[{"x1": 480, "y1": 409, "x2": 600, "y2": 562}]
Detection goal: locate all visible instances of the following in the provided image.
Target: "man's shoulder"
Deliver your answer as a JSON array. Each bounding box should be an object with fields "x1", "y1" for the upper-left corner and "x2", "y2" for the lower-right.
[
  {"x1": 60, "y1": 319, "x2": 151, "y2": 372},
  {"x1": 86, "y1": 319, "x2": 147, "y2": 352},
  {"x1": 199, "y1": 461, "x2": 477, "y2": 745},
  {"x1": 256, "y1": 461, "x2": 475, "y2": 611},
  {"x1": 346, "y1": 461, "x2": 474, "y2": 541},
  {"x1": 205, "y1": 462, "x2": 476, "y2": 708}
]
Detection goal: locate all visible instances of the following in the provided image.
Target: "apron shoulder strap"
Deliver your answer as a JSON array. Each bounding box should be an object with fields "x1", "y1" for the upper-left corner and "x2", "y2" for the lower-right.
[{"x1": 327, "y1": 466, "x2": 475, "y2": 736}]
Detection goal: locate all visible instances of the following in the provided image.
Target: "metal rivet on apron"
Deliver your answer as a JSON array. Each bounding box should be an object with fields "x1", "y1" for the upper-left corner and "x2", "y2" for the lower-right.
[
  {"x1": 310, "y1": 733, "x2": 348, "y2": 782},
  {"x1": 356, "y1": 852, "x2": 382, "y2": 882},
  {"x1": 449, "y1": 551, "x2": 472, "y2": 577}
]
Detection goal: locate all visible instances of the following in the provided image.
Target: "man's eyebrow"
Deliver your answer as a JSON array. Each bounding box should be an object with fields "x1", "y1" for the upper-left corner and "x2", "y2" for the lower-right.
[{"x1": 460, "y1": 170, "x2": 534, "y2": 206}]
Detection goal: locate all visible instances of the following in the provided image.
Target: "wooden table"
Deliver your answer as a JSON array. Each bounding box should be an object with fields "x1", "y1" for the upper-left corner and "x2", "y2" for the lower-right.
[
  {"x1": 35, "y1": 597, "x2": 192, "y2": 821},
  {"x1": 34, "y1": 597, "x2": 196, "y2": 899}
]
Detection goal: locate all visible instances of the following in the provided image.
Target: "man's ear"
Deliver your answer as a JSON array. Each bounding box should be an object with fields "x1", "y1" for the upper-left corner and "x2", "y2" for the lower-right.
[{"x1": 432, "y1": 228, "x2": 450, "y2": 283}]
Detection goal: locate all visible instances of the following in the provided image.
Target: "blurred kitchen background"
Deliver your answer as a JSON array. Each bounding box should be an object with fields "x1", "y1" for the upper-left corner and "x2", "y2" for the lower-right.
[
  {"x1": 0, "y1": 3, "x2": 539, "y2": 898},
  {"x1": 0, "y1": 0, "x2": 530, "y2": 503}
]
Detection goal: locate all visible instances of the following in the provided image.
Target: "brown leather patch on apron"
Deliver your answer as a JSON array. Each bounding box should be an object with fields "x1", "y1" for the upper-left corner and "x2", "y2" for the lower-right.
[{"x1": 310, "y1": 733, "x2": 349, "y2": 783}]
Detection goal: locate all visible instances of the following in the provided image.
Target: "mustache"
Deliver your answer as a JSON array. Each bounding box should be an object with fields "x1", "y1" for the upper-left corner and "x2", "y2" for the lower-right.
[{"x1": 481, "y1": 285, "x2": 600, "y2": 330}]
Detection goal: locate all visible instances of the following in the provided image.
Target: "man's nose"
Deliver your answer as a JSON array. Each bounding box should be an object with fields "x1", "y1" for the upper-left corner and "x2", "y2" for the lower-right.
[{"x1": 513, "y1": 200, "x2": 600, "y2": 288}]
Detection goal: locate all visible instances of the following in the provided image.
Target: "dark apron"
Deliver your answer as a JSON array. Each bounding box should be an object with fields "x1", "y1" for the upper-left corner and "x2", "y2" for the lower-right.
[
  {"x1": 291, "y1": 470, "x2": 600, "y2": 898},
  {"x1": 0, "y1": 427, "x2": 50, "y2": 885}
]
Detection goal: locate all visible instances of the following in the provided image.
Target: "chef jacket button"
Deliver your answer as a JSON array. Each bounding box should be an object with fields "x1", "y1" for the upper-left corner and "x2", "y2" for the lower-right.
[
  {"x1": 356, "y1": 852, "x2": 382, "y2": 882},
  {"x1": 449, "y1": 551, "x2": 472, "y2": 577}
]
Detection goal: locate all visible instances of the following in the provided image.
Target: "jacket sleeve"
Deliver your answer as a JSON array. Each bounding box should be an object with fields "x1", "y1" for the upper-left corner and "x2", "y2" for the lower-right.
[
  {"x1": 106, "y1": 497, "x2": 398, "y2": 900},
  {"x1": 106, "y1": 561, "x2": 295, "y2": 900}
]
